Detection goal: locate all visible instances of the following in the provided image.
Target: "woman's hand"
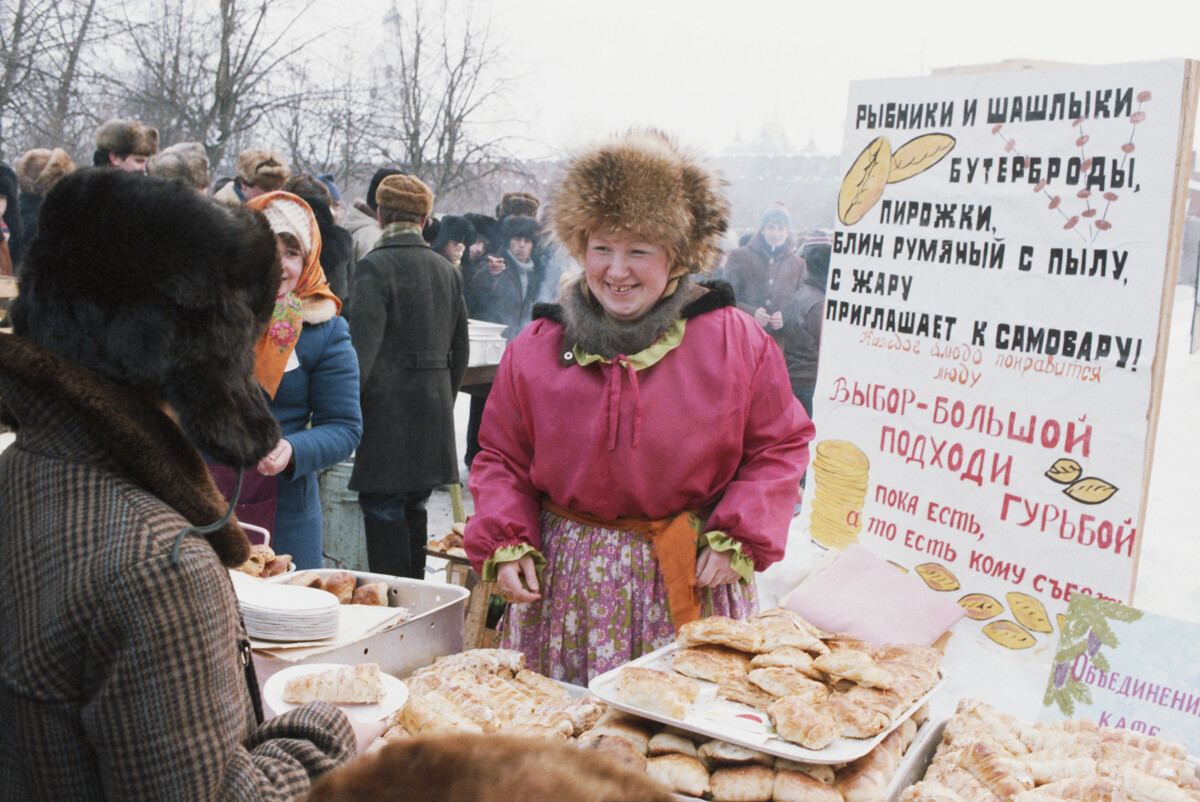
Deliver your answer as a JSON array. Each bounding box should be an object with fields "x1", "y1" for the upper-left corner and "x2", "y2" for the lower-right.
[
  {"x1": 496, "y1": 554, "x2": 542, "y2": 603},
  {"x1": 695, "y1": 546, "x2": 740, "y2": 587},
  {"x1": 753, "y1": 307, "x2": 771, "y2": 327},
  {"x1": 769, "y1": 311, "x2": 784, "y2": 330},
  {"x1": 256, "y1": 438, "x2": 293, "y2": 476}
]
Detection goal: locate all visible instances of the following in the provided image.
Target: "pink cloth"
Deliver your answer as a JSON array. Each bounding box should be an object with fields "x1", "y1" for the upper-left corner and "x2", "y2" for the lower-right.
[
  {"x1": 783, "y1": 544, "x2": 967, "y2": 647},
  {"x1": 465, "y1": 306, "x2": 813, "y2": 573}
]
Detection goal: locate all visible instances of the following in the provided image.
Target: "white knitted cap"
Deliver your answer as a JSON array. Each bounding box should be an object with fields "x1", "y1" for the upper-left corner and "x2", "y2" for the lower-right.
[{"x1": 260, "y1": 195, "x2": 313, "y2": 257}]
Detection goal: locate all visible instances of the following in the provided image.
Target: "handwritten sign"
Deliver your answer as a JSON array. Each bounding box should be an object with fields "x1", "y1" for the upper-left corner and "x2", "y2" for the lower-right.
[
  {"x1": 1041, "y1": 594, "x2": 1200, "y2": 753},
  {"x1": 805, "y1": 60, "x2": 1194, "y2": 655}
]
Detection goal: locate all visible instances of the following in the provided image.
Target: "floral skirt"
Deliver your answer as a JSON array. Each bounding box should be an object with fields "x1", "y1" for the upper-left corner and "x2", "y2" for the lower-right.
[{"x1": 499, "y1": 509, "x2": 759, "y2": 687}]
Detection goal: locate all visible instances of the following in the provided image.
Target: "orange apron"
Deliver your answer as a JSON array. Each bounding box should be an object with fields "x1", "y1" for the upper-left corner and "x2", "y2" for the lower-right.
[{"x1": 540, "y1": 498, "x2": 705, "y2": 630}]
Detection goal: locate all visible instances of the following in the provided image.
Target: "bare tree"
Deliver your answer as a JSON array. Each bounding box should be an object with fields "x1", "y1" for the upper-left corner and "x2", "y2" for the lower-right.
[
  {"x1": 114, "y1": 0, "x2": 321, "y2": 168},
  {"x1": 0, "y1": 0, "x2": 112, "y2": 158},
  {"x1": 370, "y1": 0, "x2": 522, "y2": 197}
]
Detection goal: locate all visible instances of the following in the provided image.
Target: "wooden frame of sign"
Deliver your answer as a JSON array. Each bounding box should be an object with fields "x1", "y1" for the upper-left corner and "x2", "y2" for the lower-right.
[{"x1": 1128, "y1": 59, "x2": 1200, "y2": 599}]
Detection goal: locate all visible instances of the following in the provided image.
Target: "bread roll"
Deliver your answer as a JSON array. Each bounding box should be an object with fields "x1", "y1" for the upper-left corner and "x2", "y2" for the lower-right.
[
  {"x1": 352, "y1": 581, "x2": 389, "y2": 606},
  {"x1": 646, "y1": 754, "x2": 710, "y2": 798},
  {"x1": 709, "y1": 764, "x2": 774, "y2": 802},
  {"x1": 775, "y1": 770, "x2": 841, "y2": 802},
  {"x1": 288, "y1": 570, "x2": 324, "y2": 588},
  {"x1": 261, "y1": 553, "x2": 292, "y2": 577},
  {"x1": 322, "y1": 570, "x2": 357, "y2": 604},
  {"x1": 614, "y1": 667, "x2": 699, "y2": 720},
  {"x1": 768, "y1": 696, "x2": 842, "y2": 750}
]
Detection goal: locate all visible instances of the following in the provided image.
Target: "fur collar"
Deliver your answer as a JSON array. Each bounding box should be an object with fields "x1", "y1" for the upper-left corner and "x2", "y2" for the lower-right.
[
  {"x1": 0, "y1": 333, "x2": 251, "y2": 567},
  {"x1": 536, "y1": 277, "x2": 734, "y2": 359},
  {"x1": 302, "y1": 295, "x2": 338, "y2": 325}
]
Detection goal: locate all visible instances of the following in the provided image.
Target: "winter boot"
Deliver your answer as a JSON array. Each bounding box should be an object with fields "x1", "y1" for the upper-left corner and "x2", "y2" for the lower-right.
[
  {"x1": 363, "y1": 515, "x2": 411, "y2": 578},
  {"x1": 405, "y1": 509, "x2": 429, "y2": 580}
]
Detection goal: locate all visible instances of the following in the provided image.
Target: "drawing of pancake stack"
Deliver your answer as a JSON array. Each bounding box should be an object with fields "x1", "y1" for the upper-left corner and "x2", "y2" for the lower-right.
[{"x1": 809, "y1": 440, "x2": 870, "y2": 550}]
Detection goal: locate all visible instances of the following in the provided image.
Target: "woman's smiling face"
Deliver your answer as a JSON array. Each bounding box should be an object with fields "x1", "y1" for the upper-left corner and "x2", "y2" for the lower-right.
[{"x1": 583, "y1": 231, "x2": 671, "y2": 323}]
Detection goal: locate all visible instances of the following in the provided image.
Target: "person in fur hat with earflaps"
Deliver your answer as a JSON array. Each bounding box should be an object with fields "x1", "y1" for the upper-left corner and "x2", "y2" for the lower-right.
[
  {"x1": 93, "y1": 117, "x2": 159, "y2": 172},
  {"x1": 463, "y1": 130, "x2": 814, "y2": 685},
  {"x1": 0, "y1": 169, "x2": 356, "y2": 797}
]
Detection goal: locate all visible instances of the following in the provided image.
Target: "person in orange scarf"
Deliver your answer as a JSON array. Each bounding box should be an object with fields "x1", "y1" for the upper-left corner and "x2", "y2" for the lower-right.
[{"x1": 211, "y1": 192, "x2": 362, "y2": 568}]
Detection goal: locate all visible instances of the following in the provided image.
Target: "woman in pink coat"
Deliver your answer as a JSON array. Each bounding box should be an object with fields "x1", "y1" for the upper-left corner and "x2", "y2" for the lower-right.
[{"x1": 464, "y1": 130, "x2": 814, "y2": 685}]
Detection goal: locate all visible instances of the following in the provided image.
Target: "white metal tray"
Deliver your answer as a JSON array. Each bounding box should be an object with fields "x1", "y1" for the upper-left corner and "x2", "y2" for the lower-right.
[{"x1": 589, "y1": 643, "x2": 945, "y2": 765}]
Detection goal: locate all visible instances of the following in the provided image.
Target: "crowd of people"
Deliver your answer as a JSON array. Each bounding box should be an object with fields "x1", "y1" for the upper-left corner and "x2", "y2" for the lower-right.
[{"x1": 1, "y1": 117, "x2": 832, "y2": 796}]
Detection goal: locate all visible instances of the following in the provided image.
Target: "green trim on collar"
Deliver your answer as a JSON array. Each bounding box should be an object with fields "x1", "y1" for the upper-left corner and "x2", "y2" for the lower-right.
[{"x1": 570, "y1": 318, "x2": 686, "y2": 369}]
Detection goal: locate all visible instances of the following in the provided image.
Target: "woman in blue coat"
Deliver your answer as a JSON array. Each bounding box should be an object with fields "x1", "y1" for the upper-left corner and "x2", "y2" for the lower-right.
[{"x1": 244, "y1": 191, "x2": 362, "y2": 569}]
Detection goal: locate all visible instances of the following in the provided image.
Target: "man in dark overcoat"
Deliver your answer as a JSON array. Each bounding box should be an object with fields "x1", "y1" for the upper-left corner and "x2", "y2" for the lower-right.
[{"x1": 348, "y1": 174, "x2": 469, "y2": 579}]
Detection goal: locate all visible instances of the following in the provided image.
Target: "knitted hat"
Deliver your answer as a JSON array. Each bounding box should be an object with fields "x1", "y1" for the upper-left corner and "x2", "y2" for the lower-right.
[
  {"x1": 257, "y1": 192, "x2": 316, "y2": 257},
  {"x1": 147, "y1": 142, "x2": 210, "y2": 190},
  {"x1": 497, "y1": 191, "x2": 539, "y2": 219},
  {"x1": 366, "y1": 167, "x2": 404, "y2": 212},
  {"x1": 375, "y1": 174, "x2": 433, "y2": 217},
  {"x1": 760, "y1": 201, "x2": 790, "y2": 229},
  {"x1": 95, "y1": 118, "x2": 159, "y2": 157},
  {"x1": 430, "y1": 215, "x2": 477, "y2": 252},
  {"x1": 236, "y1": 148, "x2": 290, "y2": 191},
  {"x1": 14, "y1": 148, "x2": 76, "y2": 196},
  {"x1": 316, "y1": 173, "x2": 342, "y2": 203},
  {"x1": 547, "y1": 129, "x2": 730, "y2": 275},
  {"x1": 501, "y1": 214, "x2": 539, "y2": 243}
]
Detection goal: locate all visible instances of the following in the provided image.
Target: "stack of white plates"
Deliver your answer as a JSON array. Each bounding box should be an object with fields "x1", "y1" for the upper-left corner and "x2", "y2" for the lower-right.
[{"x1": 238, "y1": 584, "x2": 340, "y2": 641}]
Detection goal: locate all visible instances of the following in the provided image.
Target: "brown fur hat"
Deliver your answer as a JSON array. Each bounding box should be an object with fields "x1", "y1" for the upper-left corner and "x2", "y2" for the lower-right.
[
  {"x1": 236, "y1": 148, "x2": 291, "y2": 191},
  {"x1": 546, "y1": 129, "x2": 730, "y2": 275},
  {"x1": 307, "y1": 733, "x2": 674, "y2": 802},
  {"x1": 10, "y1": 168, "x2": 282, "y2": 470},
  {"x1": 95, "y1": 118, "x2": 159, "y2": 157},
  {"x1": 14, "y1": 147, "x2": 76, "y2": 195},
  {"x1": 375, "y1": 174, "x2": 434, "y2": 217},
  {"x1": 147, "y1": 142, "x2": 211, "y2": 191},
  {"x1": 497, "y1": 190, "x2": 539, "y2": 219}
]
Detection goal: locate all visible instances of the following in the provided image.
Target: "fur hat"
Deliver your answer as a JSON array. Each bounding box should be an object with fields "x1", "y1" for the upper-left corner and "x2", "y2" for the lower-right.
[
  {"x1": 430, "y1": 215, "x2": 477, "y2": 252},
  {"x1": 463, "y1": 212, "x2": 498, "y2": 245},
  {"x1": 95, "y1": 118, "x2": 159, "y2": 157},
  {"x1": 14, "y1": 147, "x2": 76, "y2": 196},
  {"x1": 375, "y1": 174, "x2": 433, "y2": 217},
  {"x1": 10, "y1": 169, "x2": 283, "y2": 469},
  {"x1": 496, "y1": 191, "x2": 539, "y2": 219},
  {"x1": 236, "y1": 148, "x2": 291, "y2": 191},
  {"x1": 547, "y1": 129, "x2": 730, "y2": 275},
  {"x1": 147, "y1": 142, "x2": 211, "y2": 191},
  {"x1": 501, "y1": 214, "x2": 539, "y2": 244}
]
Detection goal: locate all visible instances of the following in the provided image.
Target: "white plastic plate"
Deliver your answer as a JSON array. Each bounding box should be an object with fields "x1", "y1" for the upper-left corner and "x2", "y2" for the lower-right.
[{"x1": 263, "y1": 663, "x2": 408, "y2": 724}]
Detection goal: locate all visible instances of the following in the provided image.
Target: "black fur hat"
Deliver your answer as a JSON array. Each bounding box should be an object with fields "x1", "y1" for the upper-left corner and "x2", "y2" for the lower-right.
[
  {"x1": 0, "y1": 162, "x2": 22, "y2": 251},
  {"x1": 431, "y1": 215, "x2": 477, "y2": 252},
  {"x1": 501, "y1": 214, "x2": 539, "y2": 244},
  {"x1": 10, "y1": 168, "x2": 283, "y2": 468}
]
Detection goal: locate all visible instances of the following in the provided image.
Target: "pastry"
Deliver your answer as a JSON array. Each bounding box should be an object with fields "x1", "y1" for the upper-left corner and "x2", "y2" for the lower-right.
[
  {"x1": 773, "y1": 758, "x2": 835, "y2": 785},
  {"x1": 709, "y1": 764, "x2": 775, "y2": 802},
  {"x1": 747, "y1": 667, "x2": 829, "y2": 702},
  {"x1": 813, "y1": 650, "x2": 894, "y2": 690},
  {"x1": 749, "y1": 646, "x2": 824, "y2": 680},
  {"x1": 237, "y1": 543, "x2": 274, "y2": 576},
  {"x1": 614, "y1": 666, "x2": 700, "y2": 720},
  {"x1": 670, "y1": 644, "x2": 753, "y2": 682},
  {"x1": 696, "y1": 739, "x2": 773, "y2": 767},
  {"x1": 815, "y1": 695, "x2": 889, "y2": 738},
  {"x1": 513, "y1": 669, "x2": 571, "y2": 702},
  {"x1": 399, "y1": 690, "x2": 484, "y2": 734},
  {"x1": 322, "y1": 570, "x2": 357, "y2": 604},
  {"x1": 282, "y1": 663, "x2": 381, "y2": 704},
  {"x1": 578, "y1": 733, "x2": 648, "y2": 772},
  {"x1": 774, "y1": 770, "x2": 842, "y2": 802},
  {"x1": 648, "y1": 731, "x2": 699, "y2": 758},
  {"x1": 288, "y1": 570, "x2": 324, "y2": 589},
  {"x1": 716, "y1": 673, "x2": 777, "y2": 711},
  {"x1": 768, "y1": 696, "x2": 843, "y2": 750},
  {"x1": 352, "y1": 581, "x2": 389, "y2": 606},
  {"x1": 835, "y1": 719, "x2": 916, "y2": 802},
  {"x1": 676, "y1": 616, "x2": 763, "y2": 653},
  {"x1": 751, "y1": 614, "x2": 828, "y2": 654},
  {"x1": 646, "y1": 754, "x2": 710, "y2": 798},
  {"x1": 261, "y1": 553, "x2": 292, "y2": 577},
  {"x1": 950, "y1": 739, "x2": 1033, "y2": 798}
]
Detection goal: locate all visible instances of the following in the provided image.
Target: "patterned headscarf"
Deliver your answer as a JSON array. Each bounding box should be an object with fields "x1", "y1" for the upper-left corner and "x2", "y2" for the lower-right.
[{"x1": 245, "y1": 191, "x2": 341, "y2": 398}]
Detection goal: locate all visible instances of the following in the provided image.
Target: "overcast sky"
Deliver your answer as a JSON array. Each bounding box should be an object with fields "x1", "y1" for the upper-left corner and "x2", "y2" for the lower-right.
[{"x1": 318, "y1": 0, "x2": 1200, "y2": 160}]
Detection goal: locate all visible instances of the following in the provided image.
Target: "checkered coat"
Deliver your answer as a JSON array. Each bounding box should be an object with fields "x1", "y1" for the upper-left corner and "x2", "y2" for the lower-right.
[{"x1": 0, "y1": 333, "x2": 355, "y2": 800}]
